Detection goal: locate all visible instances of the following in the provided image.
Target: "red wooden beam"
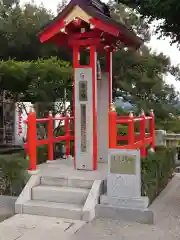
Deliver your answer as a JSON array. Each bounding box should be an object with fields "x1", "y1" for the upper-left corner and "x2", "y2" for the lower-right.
[
  {"x1": 39, "y1": 20, "x2": 65, "y2": 43},
  {"x1": 54, "y1": 135, "x2": 74, "y2": 143},
  {"x1": 144, "y1": 137, "x2": 152, "y2": 145},
  {"x1": 93, "y1": 43, "x2": 112, "y2": 52},
  {"x1": 36, "y1": 139, "x2": 49, "y2": 146},
  {"x1": 68, "y1": 31, "x2": 102, "y2": 40},
  {"x1": 89, "y1": 18, "x2": 119, "y2": 37},
  {"x1": 54, "y1": 36, "x2": 69, "y2": 46},
  {"x1": 116, "y1": 140, "x2": 143, "y2": 149},
  {"x1": 52, "y1": 116, "x2": 74, "y2": 121},
  {"x1": 68, "y1": 38, "x2": 101, "y2": 47},
  {"x1": 117, "y1": 136, "x2": 128, "y2": 140},
  {"x1": 116, "y1": 119, "x2": 132, "y2": 123}
]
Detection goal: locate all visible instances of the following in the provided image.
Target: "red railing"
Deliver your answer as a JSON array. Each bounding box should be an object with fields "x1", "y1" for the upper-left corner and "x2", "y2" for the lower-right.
[
  {"x1": 109, "y1": 109, "x2": 155, "y2": 157},
  {"x1": 25, "y1": 107, "x2": 155, "y2": 172},
  {"x1": 24, "y1": 110, "x2": 74, "y2": 172}
]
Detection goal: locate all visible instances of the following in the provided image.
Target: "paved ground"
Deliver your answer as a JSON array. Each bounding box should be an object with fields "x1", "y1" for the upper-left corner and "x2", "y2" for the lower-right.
[
  {"x1": 1, "y1": 174, "x2": 180, "y2": 240},
  {"x1": 72, "y1": 173, "x2": 180, "y2": 240},
  {"x1": 0, "y1": 214, "x2": 86, "y2": 240}
]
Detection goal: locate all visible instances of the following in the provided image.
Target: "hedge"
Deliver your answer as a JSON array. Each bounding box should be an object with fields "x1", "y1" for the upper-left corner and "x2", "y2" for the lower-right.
[
  {"x1": 141, "y1": 146, "x2": 176, "y2": 202},
  {"x1": 0, "y1": 152, "x2": 29, "y2": 196}
]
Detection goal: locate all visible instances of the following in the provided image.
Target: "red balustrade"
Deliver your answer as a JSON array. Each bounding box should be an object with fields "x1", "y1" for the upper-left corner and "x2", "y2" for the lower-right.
[
  {"x1": 109, "y1": 108, "x2": 155, "y2": 157},
  {"x1": 24, "y1": 110, "x2": 74, "y2": 171},
  {"x1": 25, "y1": 106, "x2": 155, "y2": 172}
]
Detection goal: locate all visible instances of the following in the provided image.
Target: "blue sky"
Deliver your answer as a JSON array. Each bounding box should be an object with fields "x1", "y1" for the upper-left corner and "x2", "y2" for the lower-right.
[{"x1": 20, "y1": 0, "x2": 180, "y2": 92}]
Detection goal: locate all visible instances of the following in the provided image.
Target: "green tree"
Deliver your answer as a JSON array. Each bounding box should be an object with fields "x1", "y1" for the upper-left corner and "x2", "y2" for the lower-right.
[
  {"x1": 25, "y1": 57, "x2": 72, "y2": 103},
  {"x1": 109, "y1": 2, "x2": 180, "y2": 125},
  {"x1": 116, "y1": 0, "x2": 180, "y2": 44},
  {"x1": 0, "y1": 57, "x2": 72, "y2": 103},
  {"x1": 0, "y1": 1, "x2": 71, "y2": 61}
]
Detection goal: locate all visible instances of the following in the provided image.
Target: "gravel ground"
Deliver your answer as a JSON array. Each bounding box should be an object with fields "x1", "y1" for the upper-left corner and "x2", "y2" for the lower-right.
[{"x1": 72, "y1": 174, "x2": 180, "y2": 240}]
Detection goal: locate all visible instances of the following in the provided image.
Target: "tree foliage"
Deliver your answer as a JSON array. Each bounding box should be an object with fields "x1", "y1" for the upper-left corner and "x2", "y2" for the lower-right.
[
  {"x1": 0, "y1": 57, "x2": 72, "y2": 103},
  {"x1": 0, "y1": 0, "x2": 71, "y2": 61},
  {"x1": 108, "y1": 2, "x2": 180, "y2": 124},
  {"x1": 116, "y1": 0, "x2": 180, "y2": 44},
  {"x1": 0, "y1": 0, "x2": 180, "y2": 131}
]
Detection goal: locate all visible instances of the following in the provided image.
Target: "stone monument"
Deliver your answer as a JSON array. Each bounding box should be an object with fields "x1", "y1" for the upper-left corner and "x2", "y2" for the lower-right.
[
  {"x1": 97, "y1": 149, "x2": 153, "y2": 224},
  {"x1": 107, "y1": 149, "x2": 149, "y2": 209}
]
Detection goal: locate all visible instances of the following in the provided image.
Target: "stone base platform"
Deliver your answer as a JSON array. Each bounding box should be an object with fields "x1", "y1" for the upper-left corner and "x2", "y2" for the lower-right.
[
  {"x1": 95, "y1": 194, "x2": 154, "y2": 224},
  {"x1": 101, "y1": 195, "x2": 149, "y2": 209}
]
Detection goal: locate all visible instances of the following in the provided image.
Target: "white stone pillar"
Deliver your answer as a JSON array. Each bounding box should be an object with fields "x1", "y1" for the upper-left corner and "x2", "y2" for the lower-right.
[
  {"x1": 155, "y1": 130, "x2": 166, "y2": 147},
  {"x1": 97, "y1": 73, "x2": 109, "y2": 163},
  {"x1": 73, "y1": 45, "x2": 98, "y2": 170},
  {"x1": 97, "y1": 51, "x2": 112, "y2": 163}
]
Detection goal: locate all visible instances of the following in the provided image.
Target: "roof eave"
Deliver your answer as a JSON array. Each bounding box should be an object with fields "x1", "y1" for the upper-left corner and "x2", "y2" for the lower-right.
[{"x1": 37, "y1": 1, "x2": 143, "y2": 49}]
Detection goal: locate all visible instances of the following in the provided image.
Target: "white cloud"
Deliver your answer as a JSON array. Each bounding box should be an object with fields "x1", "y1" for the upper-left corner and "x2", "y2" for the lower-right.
[{"x1": 148, "y1": 35, "x2": 180, "y2": 91}]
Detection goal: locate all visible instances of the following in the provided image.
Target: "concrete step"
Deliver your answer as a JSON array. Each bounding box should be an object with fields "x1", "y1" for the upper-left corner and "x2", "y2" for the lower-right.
[
  {"x1": 23, "y1": 200, "x2": 83, "y2": 220},
  {"x1": 40, "y1": 176, "x2": 93, "y2": 189},
  {"x1": 32, "y1": 185, "x2": 89, "y2": 205}
]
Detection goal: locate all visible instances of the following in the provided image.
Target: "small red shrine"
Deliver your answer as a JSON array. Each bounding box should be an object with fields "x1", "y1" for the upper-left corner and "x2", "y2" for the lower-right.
[{"x1": 24, "y1": 0, "x2": 154, "y2": 172}]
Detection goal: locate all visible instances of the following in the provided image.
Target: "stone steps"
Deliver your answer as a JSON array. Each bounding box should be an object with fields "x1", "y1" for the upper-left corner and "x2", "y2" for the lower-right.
[
  {"x1": 40, "y1": 176, "x2": 93, "y2": 189},
  {"x1": 26, "y1": 176, "x2": 91, "y2": 219},
  {"x1": 23, "y1": 200, "x2": 83, "y2": 220},
  {"x1": 15, "y1": 175, "x2": 103, "y2": 221},
  {"x1": 32, "y1": 185, "x2": 89, "y2": 205}
]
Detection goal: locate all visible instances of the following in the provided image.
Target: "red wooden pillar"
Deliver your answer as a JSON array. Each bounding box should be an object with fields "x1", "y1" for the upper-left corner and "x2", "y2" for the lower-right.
[
  {"x1": 109, "y1": 103, "x2": 117, "y2": 148},
  {"x1": 128, "y1": 111, "x2": 134, "y2": 147},
  {"x1": 27, "y1": 107, "x2": 37, "y2": 171},
  {"x1": 65, "y1": 117, "x2": 71, "y2": 157},
  {"x1": 150, "y1": 109, "x2": 155, "y2": 150},
  {"x1": 48, "y1": 111, "x2": 54, "y2": 161},
  {"x1": 140, "y1": 110, "x2": 146, "y2": 157}
]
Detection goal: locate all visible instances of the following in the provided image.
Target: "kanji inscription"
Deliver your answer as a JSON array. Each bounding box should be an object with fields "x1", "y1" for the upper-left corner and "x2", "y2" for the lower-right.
[
  {"x1": 80, "y1": 104, "x2": 86, "y2": 152},
  {"x1": 79, "y1": 81, "x2": 88, "y2": 101},
  {"x1": 110, "y1": 154, "x2": 136, "y2": 175}
]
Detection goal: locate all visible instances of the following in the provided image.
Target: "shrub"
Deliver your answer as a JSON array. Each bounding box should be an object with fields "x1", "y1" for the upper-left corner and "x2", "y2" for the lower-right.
[
  {"x1": 36, "y1": 142, "x2": 74, "y2": 163},
  {"x1": 0, "y1": 152, "x2": 29, "y2": 196},
  {"x1": 36, "y1": 145, "x2": 48, "y2": 164},
  {"x1": 141, "y1": 146, "x2": 176, "y2": 202}
]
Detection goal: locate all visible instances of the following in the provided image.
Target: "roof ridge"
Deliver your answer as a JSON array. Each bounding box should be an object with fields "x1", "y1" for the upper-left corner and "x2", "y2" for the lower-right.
[{"x1": 71, "y1": 0, "x2": 111, "y2": 16}]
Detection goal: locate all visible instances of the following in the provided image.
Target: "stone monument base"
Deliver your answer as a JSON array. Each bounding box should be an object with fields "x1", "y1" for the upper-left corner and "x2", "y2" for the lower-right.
[
  {"x1": 102, "y1": 195, "x2": 149, "y2": 209},
  {"x1": 95, "y1": 194, "x2": 154, "y2": 224}
]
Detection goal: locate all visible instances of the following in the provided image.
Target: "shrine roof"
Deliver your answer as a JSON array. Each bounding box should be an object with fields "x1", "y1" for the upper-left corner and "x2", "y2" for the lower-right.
[{"x1": 38, "y1": 0, "x2": 143, "y2": 49}]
